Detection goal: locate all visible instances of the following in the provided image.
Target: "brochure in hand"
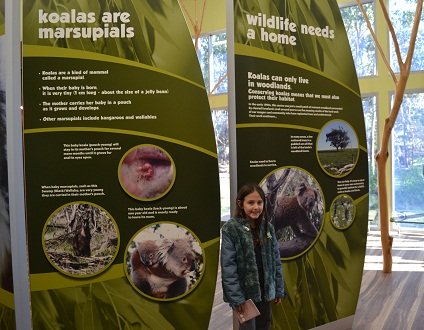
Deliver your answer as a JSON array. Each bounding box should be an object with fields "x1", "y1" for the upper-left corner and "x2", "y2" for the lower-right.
[{"x1": 236, "y1": 299, "x2": 261, "y2": 324}]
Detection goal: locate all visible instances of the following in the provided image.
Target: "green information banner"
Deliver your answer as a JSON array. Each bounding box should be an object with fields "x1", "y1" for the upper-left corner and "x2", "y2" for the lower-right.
[
  {"x1": 229, "y1": 0, "x2": 368, "y2": 328},
  {"x1": 22, "y1": 1, "x2": 220, "y2": 328},
  {"x1": 0, "y1": 0, "x2": 16, "y2": 328}
]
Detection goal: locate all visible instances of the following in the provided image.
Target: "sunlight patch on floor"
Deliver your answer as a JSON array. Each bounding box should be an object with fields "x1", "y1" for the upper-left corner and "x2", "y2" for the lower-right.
[{"x1": 363, "y1": 231, "x2": 424, "y2": 272}]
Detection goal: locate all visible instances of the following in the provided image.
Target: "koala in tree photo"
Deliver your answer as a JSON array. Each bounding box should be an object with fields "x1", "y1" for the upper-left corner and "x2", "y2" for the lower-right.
[{"x1": 272, "y1": 182, "x2": 320, "y2": 240}]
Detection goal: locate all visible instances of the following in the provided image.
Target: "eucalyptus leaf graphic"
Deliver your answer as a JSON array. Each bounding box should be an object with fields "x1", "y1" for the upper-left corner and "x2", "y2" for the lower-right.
[
  {"x1": 31, "y1": 279, "x2": 176, "y2": 329},
  {"x1": 29, "y1": 243, "x2": 220, "y2": 329},
  {"x1": 32, "y1": 291, "x2": 63, "y2": 330},
  {"x1": 0, "y1": 0, "x2": 4, "y2": 35},
  {"x1": 23, "y1": 0, "x2": 202, "y2": 83},
  {"x1": 122, "y1": 0, "x2": 155, "y2": 65},
  {"x1": 0, "y1": 305, "x2": 15, "y2": 330},
  {"x1": 233, "y1": 0, "x2": 356, "y2": 87},
  {"x1": 309, "y1": 248, "x2": 338, "y2": 320},
  {"x1": 279, "y1": 206, "x2": 364, "y2": 328},
  {"x1": 272, "y1": 298, "x2": 301, "y2": 330}
]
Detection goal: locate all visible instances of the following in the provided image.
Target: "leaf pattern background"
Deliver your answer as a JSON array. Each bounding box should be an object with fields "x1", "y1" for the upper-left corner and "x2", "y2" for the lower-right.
[
  {"x1": 0, "y1": 304, "x2": 15, "y2": 330},
  {"x1": 31, "y1": 242, "x2": 219, "y2": 329},
  {"x1": 272, "y1": 199, "x2": 368, "y2": 329},
  {"x1": 234, "y1": 0, "x2": 359, "y2": 90},
  {"x1": 23, "y1": 0, "x2": 203, "y2": 85},
  {"x1": 0, "y1": 0, "x2": 4, "y2": 34}
]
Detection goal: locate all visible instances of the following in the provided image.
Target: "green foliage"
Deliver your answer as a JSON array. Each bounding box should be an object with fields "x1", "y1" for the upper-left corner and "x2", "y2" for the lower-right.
[
  {"x1": 31, "y1": 280, "x2": 173, "y2": 330},
  {"x1": 211, "y1": 109, "x2": 229, "y2": 169},
  {"x1": 361, "y1": 96, "x2": 378, "y2": 216},
  {"x1": 340, "y1": 3, "x2": 376, "y2": 77},
  {"x1": 0, "y1": 304, "x2": 15, "y2": 330},
  {"x1": 389, "y1": 0, "x2": 424, "y2": 72},
  {"x1": 196, "y1": 36, "x2": 211, "y2": 92},
  {"x1": 393, "y1": 93, "x2": 424, "y2": 214},
  {"x1": 394, "y1": 164, "x2": 424, "y2": 212},
  {"x1": 210, "y1": 33, "x2": 228, "y2": 94},
  {"x1": 196, "y1": 33, "x2": 228, "y2": 94},
  {"x1": 368, "y1": 168, "x2": 378, "y2": 211},
  {"x1": 325, "y1": 127, "x2": 350, "y2": 151}
]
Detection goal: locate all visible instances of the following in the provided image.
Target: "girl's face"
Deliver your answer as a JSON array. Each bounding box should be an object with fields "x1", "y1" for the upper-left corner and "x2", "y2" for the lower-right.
[{"x1": 240, "y1": 191, "x2": 264, "y2": 222}]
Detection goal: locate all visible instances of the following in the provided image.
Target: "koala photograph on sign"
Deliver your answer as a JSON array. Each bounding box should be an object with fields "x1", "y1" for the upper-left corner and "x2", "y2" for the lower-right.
[
  {"x1": 125, "y1": 222, "x2": 204, "y2": 301},
  {"x1": 261, "y1": 167, "x2": 324, "y2": 259}
]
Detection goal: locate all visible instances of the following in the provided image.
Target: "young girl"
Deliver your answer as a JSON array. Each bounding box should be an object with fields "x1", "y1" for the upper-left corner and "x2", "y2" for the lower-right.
[{"x1": 221, "y1": 183, "x2": 285, "y2": 330}]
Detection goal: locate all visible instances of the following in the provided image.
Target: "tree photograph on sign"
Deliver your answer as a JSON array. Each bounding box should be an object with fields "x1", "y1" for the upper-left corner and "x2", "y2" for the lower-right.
[{"x1": 317, "y1": 120, "x2": 359, "y2": 178}]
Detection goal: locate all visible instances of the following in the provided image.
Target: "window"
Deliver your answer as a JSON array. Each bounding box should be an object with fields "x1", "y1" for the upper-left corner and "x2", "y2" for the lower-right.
[
  {"x1": 197, "y1": 36, "x2": 210, "y2": 92},
  {"x1": 389, "y1": 0, "x2": 424, "y2": 72},
  {"x1": 362, "y1": 96, "x2": 378, "y2": 223},
  {"x1": 195, "y1": 32, "x2": 228, "y2": 95},
  {"x1": 340, "y1": 2, "x2": 376, "y2": 77},
  {"x1": 211, "y1": 109, "x2": 230, "y2": 218},
  {"x1": 392, "y1": 92, "x2": 424, "y2": 228},
  {"x1": 196, "y1": 32, "x2": 229, "y2": 218}
]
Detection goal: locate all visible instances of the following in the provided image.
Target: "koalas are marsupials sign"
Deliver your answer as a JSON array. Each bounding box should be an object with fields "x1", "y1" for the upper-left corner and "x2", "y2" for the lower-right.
[
  {"x1": 23, "y1": 1, "x2": 220, "y2": 329},
  {"x1": 37, "y1": 10, "x2": 135, "y2": 41}
]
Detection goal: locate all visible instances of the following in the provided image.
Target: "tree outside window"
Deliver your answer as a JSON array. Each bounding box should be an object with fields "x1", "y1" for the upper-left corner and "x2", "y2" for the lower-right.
[
  {"x1": 195, "y1": 33, "x2": 227, "y2": 95},
  {"x1": 392, "y1": 92, "x2": 424, "y2": 228},
  {"x1": 196, "y1": 35, "x2": 210, "y2": 92},
  {"x1": 211, "y1": 33, "x2": 228, "y2": 94},
  {"x1": 362, "y1": 96, "x2": 378, "y2": 223},
  {"x1": 211, "y1": 109, "x2": 230, "y2": 218},
  {"x1": 340, "y1": 2, "x2": 376, "y2": 77},
  {"x1": 389, "y1": 0, "x2": 424, "y2": 72}
]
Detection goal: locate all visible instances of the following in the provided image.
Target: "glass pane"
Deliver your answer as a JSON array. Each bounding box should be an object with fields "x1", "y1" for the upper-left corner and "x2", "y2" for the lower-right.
[
  {"x1": 389, "y1": 0, "x2": 424, "y2": 72},
  {"x1": 211, "y1": 109, "x2": 230, "y2": 218},
  {"x1": 211, "y1": 33, "x2": 228, "y2": 94},
  {"x1": 195, "y1": 35, "x2": 210, "y2": 92},
  {"x1": 362, "y1": 96, "x2": 378, "y2": 225},
  {"x1": 340, "y1": 2, "x2": 376, "y2": 77},
  {"x1": 392, "y1": 92, "x2": 424, "y2": 229}
]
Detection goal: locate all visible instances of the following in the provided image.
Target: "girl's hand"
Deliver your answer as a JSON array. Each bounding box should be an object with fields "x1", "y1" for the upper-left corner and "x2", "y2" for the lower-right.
[
  {"x1": 236, "y1": 302, "x2": 246, "y2": 314},
  {"x1": 274, "y1": 297, "x2": 281, "y2": 305}
]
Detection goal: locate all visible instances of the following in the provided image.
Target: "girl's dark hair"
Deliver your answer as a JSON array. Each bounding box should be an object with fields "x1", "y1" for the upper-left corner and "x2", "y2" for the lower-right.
[{"x1": 234, "y1": 182, "x2": 266, "y2": 220}]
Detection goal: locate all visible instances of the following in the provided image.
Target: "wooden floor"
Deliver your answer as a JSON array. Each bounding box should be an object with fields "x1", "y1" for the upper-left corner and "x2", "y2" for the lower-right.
[
  {"x1": 352, "y1": 231, "x2": 424, "y2": 330},
  {"x1": 209, "y1": 230, "x2": 424, "y2": 330}
]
